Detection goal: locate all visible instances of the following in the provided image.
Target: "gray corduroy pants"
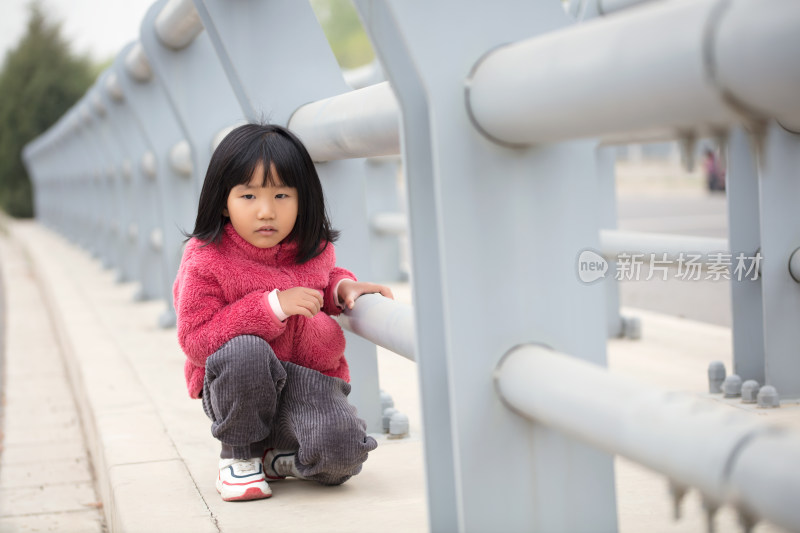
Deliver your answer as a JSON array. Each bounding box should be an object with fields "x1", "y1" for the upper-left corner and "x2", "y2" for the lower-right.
[{"x1": 202, "y1": 335, "x2": 378, "y2": 486}]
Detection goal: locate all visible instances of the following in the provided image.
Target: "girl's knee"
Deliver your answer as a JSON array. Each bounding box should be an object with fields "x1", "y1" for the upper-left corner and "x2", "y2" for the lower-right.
[
  {"x1": 311, "y1": 432, "x2": 377, "y2": 485},
  {"x1": 206, "y1": 335, "x2": 283, "y2": 379},
  {"x1": 299, "y1": 424, "x2": 377, "y2": 474}
]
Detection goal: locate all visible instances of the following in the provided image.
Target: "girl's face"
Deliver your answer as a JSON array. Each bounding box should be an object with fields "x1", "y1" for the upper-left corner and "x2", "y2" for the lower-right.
[{"x1": 223, "y1": 162, "x2": 298, "y2": 249}]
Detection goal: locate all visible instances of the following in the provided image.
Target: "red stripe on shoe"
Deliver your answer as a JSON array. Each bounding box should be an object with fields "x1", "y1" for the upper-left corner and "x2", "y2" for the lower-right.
[{"x1": 222, "y1": 477, "x2": 268, "y2": 487}]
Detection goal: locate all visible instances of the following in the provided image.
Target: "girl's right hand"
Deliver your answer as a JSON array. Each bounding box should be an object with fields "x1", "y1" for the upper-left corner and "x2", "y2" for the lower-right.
[{"x1": 277, "y1": 287, "x2": 324, "y2": 318}]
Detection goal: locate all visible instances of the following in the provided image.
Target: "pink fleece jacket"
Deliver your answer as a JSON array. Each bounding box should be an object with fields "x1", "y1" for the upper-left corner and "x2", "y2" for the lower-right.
[{"x1": 173, "y1": 223, "x2": 356, "y2": 399}]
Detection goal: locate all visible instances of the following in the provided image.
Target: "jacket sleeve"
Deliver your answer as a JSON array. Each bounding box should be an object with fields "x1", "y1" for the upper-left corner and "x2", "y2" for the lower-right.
[{"x1": 174, "y1": 263, "x2": 286, "y2": 368}]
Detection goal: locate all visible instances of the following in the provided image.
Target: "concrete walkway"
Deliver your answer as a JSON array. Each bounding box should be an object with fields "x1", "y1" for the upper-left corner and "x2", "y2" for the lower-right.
[
  {"x1": 0, "y1": 232, "x2": 104, "y2": 532},
  {"x1": 0, "y1": 218, "x2": 796, "y2": 532}
]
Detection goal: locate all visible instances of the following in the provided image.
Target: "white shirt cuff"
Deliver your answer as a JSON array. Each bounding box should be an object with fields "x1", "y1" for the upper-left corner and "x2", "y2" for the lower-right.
[
  {"x1": 334, "y1": 278, "x2": 353, "y2": 309},
  {"x1": 267, "y1": 289, "x2": 290, "y2": 321}
]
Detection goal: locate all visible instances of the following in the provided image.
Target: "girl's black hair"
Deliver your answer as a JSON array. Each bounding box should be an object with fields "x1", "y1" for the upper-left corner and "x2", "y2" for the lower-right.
[{"x1": 186, "y1": 123, "x2": 339, "y2": 263}]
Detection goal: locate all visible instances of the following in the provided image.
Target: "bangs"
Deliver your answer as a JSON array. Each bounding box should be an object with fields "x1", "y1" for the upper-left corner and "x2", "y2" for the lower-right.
[{"x1": 245, "y1": 132, "x2": 306, "y2": 190}]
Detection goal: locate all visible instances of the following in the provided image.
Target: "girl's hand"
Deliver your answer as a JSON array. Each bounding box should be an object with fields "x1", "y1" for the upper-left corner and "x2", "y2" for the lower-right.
[
  {"x1": 277, "y1": 287, "x2": 324, "y2": 318},
  {"x1": 337, "y1": 280, "x2": 394, "y2": 310}
]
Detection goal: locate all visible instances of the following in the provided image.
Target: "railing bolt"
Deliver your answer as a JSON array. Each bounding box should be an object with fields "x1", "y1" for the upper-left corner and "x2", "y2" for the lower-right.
[
  {"x1": 737, "y1": 508, "x2": 758, "y2": 533},
  {"x1": 622, "y1": 316, "x2": 642, "y2": 340},
  {"x1": 756, "y1": 385, "x2": 780, "y2": 408},
  {"x1": 722, "y1": 374, "x2": 743, "y2": 398},
  {"x1": 388, "y1": 412, "x2": 409, "y2": 439},
  {"x1": 382, "y1": 407, "x2": 398, "y2": 433},
  {"x1": 740, "y1": 380, "x2": 760, "y2": 404},
  {"x1": 667, "y1": 480, "x2": 688, "y2": 520},
  {"x1": 701, "y1": 496, "x2": 719, "y2": 533},
  {"x1": 380, "y1": 389, "x2": 394, "y2": 412},
  {"x1": 141, "y1": 151, "x2": 157, "y2": 180},
  {"x1": 707, "y1": 361, "x2": 726, "y2": 393}
]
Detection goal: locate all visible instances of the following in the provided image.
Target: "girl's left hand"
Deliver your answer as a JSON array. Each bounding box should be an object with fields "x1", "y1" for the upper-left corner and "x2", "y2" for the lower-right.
[{"x1": 337, "y1": 280, "x2": 394, "y2": 310}]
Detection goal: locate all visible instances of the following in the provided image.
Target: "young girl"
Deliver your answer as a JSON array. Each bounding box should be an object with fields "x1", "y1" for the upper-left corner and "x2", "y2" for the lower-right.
[{"x1": 173, "y1": 123, "x2": 393, "y2": 502}]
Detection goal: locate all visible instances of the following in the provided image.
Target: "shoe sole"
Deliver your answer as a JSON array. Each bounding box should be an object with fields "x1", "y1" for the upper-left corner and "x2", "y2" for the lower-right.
[{"x1": 221, "y1": 486, "x2": 272, "y2": 502}]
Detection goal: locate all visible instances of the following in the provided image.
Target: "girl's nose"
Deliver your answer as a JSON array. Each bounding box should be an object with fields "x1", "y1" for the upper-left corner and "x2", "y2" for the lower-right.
[{"x1": 257, "y1": 199, "x2": 274, "y2": 219}]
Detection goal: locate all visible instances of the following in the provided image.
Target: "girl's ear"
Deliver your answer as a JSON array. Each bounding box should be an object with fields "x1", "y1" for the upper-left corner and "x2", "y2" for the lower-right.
[{"x1": 222, "y1": 207, "x2": 229, "y2": 217}]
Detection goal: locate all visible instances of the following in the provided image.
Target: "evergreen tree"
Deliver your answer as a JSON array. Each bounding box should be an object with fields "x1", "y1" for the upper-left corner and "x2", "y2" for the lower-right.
[{"x1": 0, "y1": 2, "x2": 95, "y2": 217}]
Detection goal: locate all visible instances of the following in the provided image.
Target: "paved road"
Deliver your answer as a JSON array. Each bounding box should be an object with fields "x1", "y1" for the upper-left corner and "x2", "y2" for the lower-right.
[{"x1": 615, "y1": 188, "x2": 732, "y2": 327}]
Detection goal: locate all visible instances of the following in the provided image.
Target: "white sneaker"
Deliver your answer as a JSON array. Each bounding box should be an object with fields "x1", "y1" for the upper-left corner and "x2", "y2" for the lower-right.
[
  {"x1": 262, "y1": 448, "x2": 306, "y2": 480},
  {"x1": 216, "y1": 457, "x2": 272, "y2": 501}
]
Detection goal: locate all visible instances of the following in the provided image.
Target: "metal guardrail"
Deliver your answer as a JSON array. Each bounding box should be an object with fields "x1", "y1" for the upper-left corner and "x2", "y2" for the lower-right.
[
  {"x1": 495, "y1": 344, "x2": 800, "y2": 533},
  {"x1": 465, "y1": 0, "x2": 800, "y2": 146}
]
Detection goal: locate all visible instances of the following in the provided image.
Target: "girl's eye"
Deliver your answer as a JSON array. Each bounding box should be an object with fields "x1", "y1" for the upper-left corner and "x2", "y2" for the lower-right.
[
  {"x1": 242, "y1": 194, "x2": 256, "y2": 200},
  {"x1": 275, "y1": 193, "x2": 289, "y2": 199}
]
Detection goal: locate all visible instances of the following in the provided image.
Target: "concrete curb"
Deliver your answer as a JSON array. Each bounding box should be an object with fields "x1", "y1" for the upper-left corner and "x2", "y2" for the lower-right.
[{"x1": 11, "y1": 221, "x2": 218, "y2": 533}]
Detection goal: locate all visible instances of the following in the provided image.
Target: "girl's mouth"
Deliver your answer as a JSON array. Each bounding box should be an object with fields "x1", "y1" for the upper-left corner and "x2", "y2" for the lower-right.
[{"x1": 257, "y1": 227, "x2": 277, "y2": 235}]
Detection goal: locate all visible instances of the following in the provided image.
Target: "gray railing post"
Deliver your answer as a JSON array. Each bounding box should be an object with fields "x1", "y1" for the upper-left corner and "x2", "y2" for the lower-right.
[
  {"x1": 597, "y1": 145, "x2": 625, "y2": 338},
  {"x1": 84, "y1": 86, "x2": 140, "y2": 285},
  {"x1": 364, "y1": 156, "x2": 404, "y2": 282},
  {"x1": 96, "y1": 71, "x2": 166, "y2": 301},
  {"x1": 726, "y1": 127, "x2": 764, "y2": 384},
  {"x1": 111, "y1": 42, "x2": 194, "y2": 327},
  {"x1": 758, "y1": 123, "x2": 800, "y2": 397},
  {"x1": 72, "y1": 107, "x2": 123, "y2": 272},
  {"x1": 353, "y1": 1, "x2": 617, "y2": 531},
  {"x1": 568, "y1": 1, "x2": 635, "y2": 341}
]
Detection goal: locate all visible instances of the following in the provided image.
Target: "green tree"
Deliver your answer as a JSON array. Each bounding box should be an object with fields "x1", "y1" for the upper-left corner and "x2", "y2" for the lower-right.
[
  {"x1": 0, "y1": 2, "x2": 95, "y2": 217},
  {"x1": 311, "y1": 0, "x2": 375, "y2": 69}
]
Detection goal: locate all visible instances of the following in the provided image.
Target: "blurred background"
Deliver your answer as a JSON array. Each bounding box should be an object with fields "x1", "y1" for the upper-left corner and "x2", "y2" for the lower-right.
[{"x1": 0, "y1": 0, "x2": 375, "y2": 217}]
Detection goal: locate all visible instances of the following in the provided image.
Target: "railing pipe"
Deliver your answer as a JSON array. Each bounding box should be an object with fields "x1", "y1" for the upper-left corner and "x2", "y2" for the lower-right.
[
  {"x1": 288, "y1": 81, "x2": 400, "y2": 162},
  {"x1": 600, "y1": 229, "x2": 730, "y2": 264},
  {"x1": 371, "y1": 212, "x2": 407, "y2": 236},
  {"x1": 467, "y1": 0, "x2": 800, "y2": 146},
  {"x1": 495, "y1": 344, "x2": 800, "y2": 531},
  {"x1": 154, "y1": 0, "x2": 204, "y2": 50},
  {"x1": 364, "y1": 212, "x2": 733, "y2": 265},
  {"x1": 335, "y1": 294, "x2": 415, "y2": 361}
]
